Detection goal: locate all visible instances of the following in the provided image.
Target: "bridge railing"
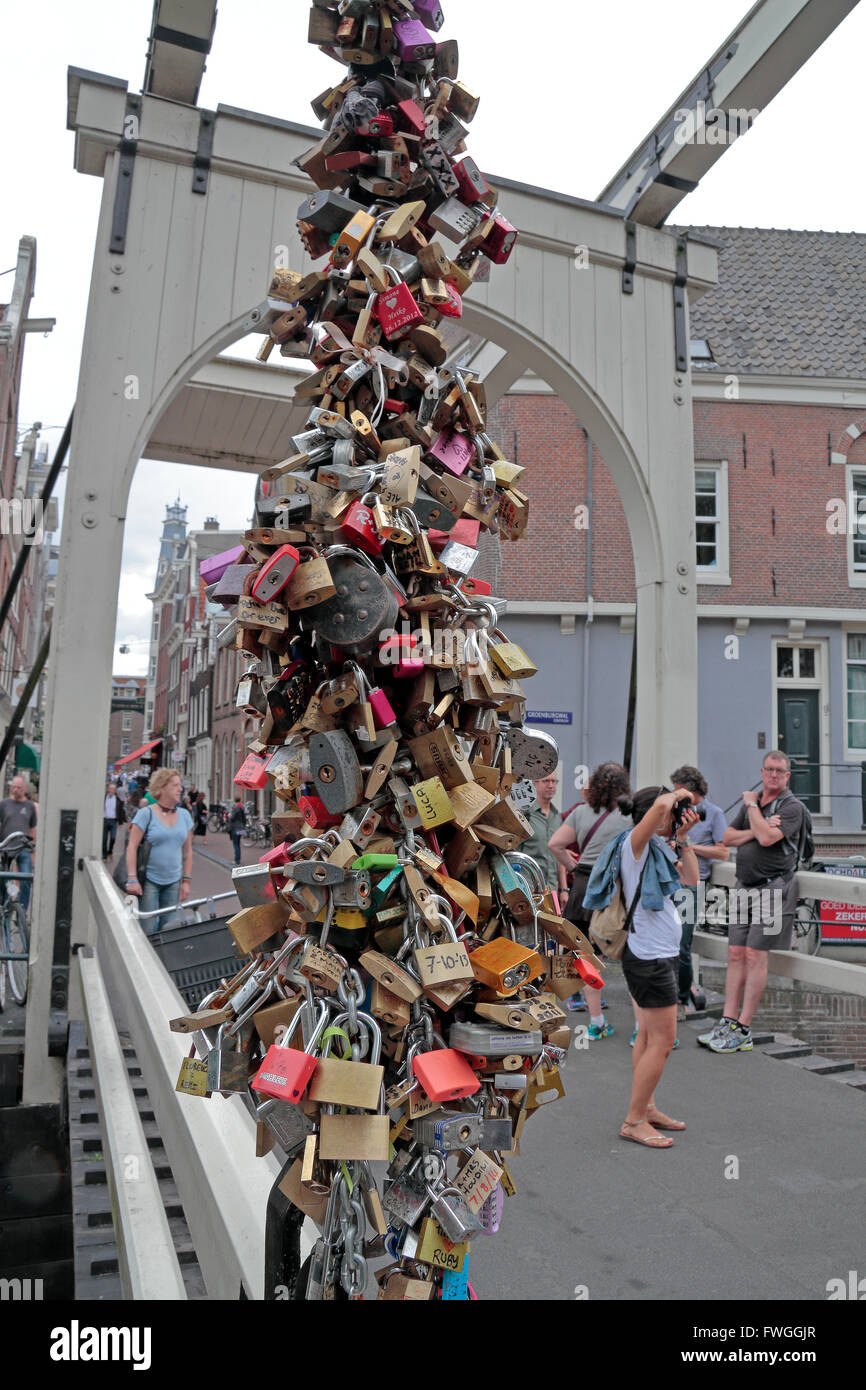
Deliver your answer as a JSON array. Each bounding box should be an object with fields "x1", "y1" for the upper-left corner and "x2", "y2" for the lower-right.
[
  {"x1": 700, "y1": 863, "x2": 866, "y2": 996},
  {"x1": 80, "y1": 858, "x2": 284, "y2": 1299}
]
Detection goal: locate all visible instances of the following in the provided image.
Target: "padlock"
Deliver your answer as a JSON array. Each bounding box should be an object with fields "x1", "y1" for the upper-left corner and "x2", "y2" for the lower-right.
[
  {"x1": 427, "y1": 195, "x2": 483, "y2": 244},
  {"x1": 298, "y1": 794, "x2": 343, "y2": 830},
  {"x1": 330, "y1": 208, "x2": 377, "y2": 269},
  {"x1": 283, "y1": 547, "x2": 336, "y2": 609},
  {"x1": 412, "y1": 1047, "x2": 480, "y2": 1104},
  {"x1": 503, "y1": 725, "x2": 559, "y2": 778},
  {"x1": 414, "y1": 0, "x2": 445, "y2": 31},
  {"x1": 469, "y1": 938, "x2": 545, "y2": 995},
  {"x1": 252, "y1": 999, "x2": 330, "y2": 1103},
  {"x1": 256, "y1": 1097, "x2": 315, "y2": 1156},
  {"x1": 341, "y1": 497, "x2": 387, "y2": 555},
  {"x1": 428, "y1": 426, "x2": 475, "y2": 476},
  {"x1": 345, "y1": 661, "x2": 397, "y2": 730},
  {"x1": 234, "y1": 752, "x2": 269, "y2": 790},
  {"x1": 427, "y1": 1182, "x2": 484, "y2": 1244},
  {"x1": 412, "y1": 1110, "x2": 483, "y2": 1154},
  {"x1": 331, "y1": 869, "x2": 372, "y2": 911},
  {"x1": 312, "y1": 548, "x2": 400, "y2": 651},
  {"x1": 206, "y1": 1024, "x2": 251, "y2": 1095},
  {"x1": 297, "y1": 189, "x2": 366, "y2": 235},
  {"x1": 449, "y1": 1022, "x2": 543, "y2": 1058},
  {"x1": 452, "y1": 155, "x2": 491, "y2": 206},
  {"x1": 374, "y1": 266, "x2": 426, "y2": 341},
  {"x1": 410, "y1": 775, "x2": 455, "y2": 829},
  {"x1": 479, "y1": 212, "x2": 519, "y2": 265}
]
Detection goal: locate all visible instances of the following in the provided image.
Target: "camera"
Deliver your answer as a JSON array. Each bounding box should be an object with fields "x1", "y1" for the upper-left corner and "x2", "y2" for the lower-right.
[{"x1": 670, "y1": 797, "x2": 706, "y2": 829}]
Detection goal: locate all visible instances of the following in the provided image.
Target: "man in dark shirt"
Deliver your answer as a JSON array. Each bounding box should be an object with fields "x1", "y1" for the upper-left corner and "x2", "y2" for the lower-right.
[
  {"x1": 0, "y1": 776, "x2": 38, "y2": 910},
  {"x1": 700, "y1": 750, "x2": 804, "y2": 1054},
  {"x1": 228, "y1": 796, "x2": 245, "y2": 867}
]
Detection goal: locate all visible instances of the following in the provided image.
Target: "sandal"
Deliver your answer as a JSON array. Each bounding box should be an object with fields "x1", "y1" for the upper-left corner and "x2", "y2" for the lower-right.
[
  {"x1": 646, "y1": 1108, "x2": 686, "y2": 1131},
  {"x1": 619, "y1": 1121, "x2": 674, "y2": 1149}
]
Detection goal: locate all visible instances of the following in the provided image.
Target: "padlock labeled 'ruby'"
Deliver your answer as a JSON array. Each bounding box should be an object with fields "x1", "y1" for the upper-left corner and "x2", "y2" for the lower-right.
[
  {"x1": 341, "y1": 500, "x2": 386, "y2": 555},
  {"x1": 375, "y1": 281, "x2": 425, "y2": 340}
]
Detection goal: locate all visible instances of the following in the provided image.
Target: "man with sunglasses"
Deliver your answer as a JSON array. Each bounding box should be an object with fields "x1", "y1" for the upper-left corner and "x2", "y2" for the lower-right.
[{"x1": 699, "y1": 750, "x2": 804, "y2": 1054}]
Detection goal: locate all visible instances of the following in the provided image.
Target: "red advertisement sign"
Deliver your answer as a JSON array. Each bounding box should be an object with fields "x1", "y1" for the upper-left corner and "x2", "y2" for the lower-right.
[{"x1": 820, "y1": 865, "x2": 866, "y2": 941}]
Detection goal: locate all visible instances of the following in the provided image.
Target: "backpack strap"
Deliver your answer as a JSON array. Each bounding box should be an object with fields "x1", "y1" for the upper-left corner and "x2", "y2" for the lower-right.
[
  {"x1": 624, "y1": 855, "x2": 650, "y2": 934},
  {"x1": 577, "y1": 809, "x2": 613, "y2": 858}
]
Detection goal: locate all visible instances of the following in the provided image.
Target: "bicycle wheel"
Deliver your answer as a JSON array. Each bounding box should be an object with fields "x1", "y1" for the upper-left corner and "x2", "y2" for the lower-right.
[
  {"x1": 0, "y1": 950, "x2": 6, "y2": 1012},
  {"x1": 207, "y1": 812, "x2": 221, "y2": 832},
  {"x1": 794, "y1": 899, "x2": 821, "y2": 957},
  {"x1": 5, "y1": 901, "x2": 29, "y2": 1004}
]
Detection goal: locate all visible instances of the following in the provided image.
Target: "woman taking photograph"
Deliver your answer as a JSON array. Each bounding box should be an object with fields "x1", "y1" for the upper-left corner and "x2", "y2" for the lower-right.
[
  {"x1": 584, "y1": 786, "x2": 699, "y2": 1149},
  {"x1": 125, "y1": 768, "x2": 193, "y2": 934},
  {"x1": 548, "y1": 761, "x2": 632, "y2": 1036}
]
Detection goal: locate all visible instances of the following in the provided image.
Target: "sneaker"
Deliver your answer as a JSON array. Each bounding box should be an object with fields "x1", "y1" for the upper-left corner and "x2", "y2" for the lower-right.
[
  {"x1": 707, "y1": 1021, "x2": 753, "y2": 1054},
  {"x1": 587, "y1": 1019, "x2": 614, "y2": 1040},
  {"x1": 672, "y1": 1037, "x2": 680, "y2": 1049},
  {"x1": 629, "y1": 1026, "x2": 638, "y2": 1047},
  {"x1": 566, "y1": 996, "x2": 587, "y2": 1013},
  {"x1": 697, "y1": 1017, "x2": 733, "y2": 1048}
]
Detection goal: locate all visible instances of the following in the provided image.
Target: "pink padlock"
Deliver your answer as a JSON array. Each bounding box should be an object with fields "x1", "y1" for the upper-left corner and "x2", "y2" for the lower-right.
[
  {"x1": 234, "y1": 753, "x2": 268, "y2": 791},
  {"x1": 346, "y1": 662, "x2": 397, "y2": 729},
  {"x1": 428, "y1": 428, "x2": 474, "y2": 476},
  {"x1": 379, "y1": 634, "x2": 424, "y2": 679}
]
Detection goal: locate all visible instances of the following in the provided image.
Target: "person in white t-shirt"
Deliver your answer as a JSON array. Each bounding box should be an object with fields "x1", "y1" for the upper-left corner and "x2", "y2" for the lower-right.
[{"x1": 616, "y1": 786, "x2": 699, "y2": 1150}]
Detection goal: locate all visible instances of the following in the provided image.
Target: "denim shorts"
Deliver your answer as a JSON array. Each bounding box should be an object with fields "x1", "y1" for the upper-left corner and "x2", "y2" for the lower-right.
[{"x1": 622, "y1": 945, "x2": 679, "y2": 1009}]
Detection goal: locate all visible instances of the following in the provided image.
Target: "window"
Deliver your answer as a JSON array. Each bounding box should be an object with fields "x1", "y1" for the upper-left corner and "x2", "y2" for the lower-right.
[
  {"x1": 690, "y1": 339, "x2": 715, "y2": 363},
  {"x1": 695, "y1": 462, "x2": 730, "y2": 584},
  {"x1": 845, "y1": 466, "x2": 866, "y2": 587},
  {"x1": 846, "y1": 632, "x2": 866, "y2": 754},
  {"x1": 122, "y1": 713, "x2": 132, "y2": 731},
  {"x1": 120, "y1": 738, "x2": 131, "y2": 755},
  {"x1": 149, "y1": 656, "x2": 156, "y2": 681},
  {"x1": 776, "y1": 645, "x2": 820, "y2": 683}
]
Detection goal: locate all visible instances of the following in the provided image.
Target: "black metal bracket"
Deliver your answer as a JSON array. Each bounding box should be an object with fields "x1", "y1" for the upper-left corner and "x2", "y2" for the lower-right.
[
  {"x1": 192, "y1": 109, "x2": 216, "y2": 195},
  {"x1": 673, "y1": 234, "x2": 688, "y2": 373},
  {"x1": 153, "y1": 24, "x2": 212, "y2": 54},
  {"x1": 109, "y1": 93, "x2": 142, "y2": 255},
  {"x1": 622, "y1": 221, "x2": 637, "y2": 294},
  {"x1": 48, "y1": 810, "x2": 77, "y2": 1057}
]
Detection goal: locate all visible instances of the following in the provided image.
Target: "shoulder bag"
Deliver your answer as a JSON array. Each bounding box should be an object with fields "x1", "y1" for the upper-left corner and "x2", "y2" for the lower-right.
[
  {"x1": 589, "y1": 855, "x2": 649, "y2": 961},
  {"x1": 113, "y1": 806, "x2": 154, "y2": 891}
]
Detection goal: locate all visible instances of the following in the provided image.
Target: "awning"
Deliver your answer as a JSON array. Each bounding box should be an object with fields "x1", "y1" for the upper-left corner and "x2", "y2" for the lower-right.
[
  {"x1": 114, "y1": 738, "x2": 162, "y2": 767},
  {"x1": 15, "y1": 741, "x2": 41, "y2": 772}
]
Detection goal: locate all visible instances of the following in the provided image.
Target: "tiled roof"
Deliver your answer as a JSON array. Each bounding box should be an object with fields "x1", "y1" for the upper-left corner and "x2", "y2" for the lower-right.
[{"x1": 679, "y1": 227, "x2": 866, "y2": 379}]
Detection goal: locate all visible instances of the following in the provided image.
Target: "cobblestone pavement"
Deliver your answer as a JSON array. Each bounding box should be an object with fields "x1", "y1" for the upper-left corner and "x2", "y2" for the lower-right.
[{"x1": 701, "y1": 964, "x2": 866, "y2": 1070}]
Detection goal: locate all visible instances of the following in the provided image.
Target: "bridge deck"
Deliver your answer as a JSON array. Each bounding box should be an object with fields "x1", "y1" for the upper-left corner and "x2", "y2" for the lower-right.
[{"x1": 468, "y1": 965, "x2": 865, "y2": 1301}]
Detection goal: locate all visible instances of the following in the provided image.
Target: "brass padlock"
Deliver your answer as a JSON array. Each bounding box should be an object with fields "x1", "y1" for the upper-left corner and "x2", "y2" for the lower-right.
[{"x1": 283, "y1": 547, "x2": 336, "y2": 609}]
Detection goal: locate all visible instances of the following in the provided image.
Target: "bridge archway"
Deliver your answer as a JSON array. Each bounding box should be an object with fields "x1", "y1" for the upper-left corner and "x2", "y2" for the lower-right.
[{"x1": 24, "y1": 71, "x2": 718, "y2": 1103}]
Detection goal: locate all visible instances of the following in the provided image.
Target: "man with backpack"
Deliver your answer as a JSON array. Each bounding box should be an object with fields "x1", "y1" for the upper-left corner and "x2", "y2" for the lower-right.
[{"x1": 700, "y1": 750, "x2": 808, "y2": 1054}]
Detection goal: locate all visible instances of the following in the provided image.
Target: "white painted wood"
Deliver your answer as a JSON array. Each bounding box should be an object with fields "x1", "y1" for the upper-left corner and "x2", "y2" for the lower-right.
[{"x1": 28, "y1": 73, "x2": 721, "y2": 1101}]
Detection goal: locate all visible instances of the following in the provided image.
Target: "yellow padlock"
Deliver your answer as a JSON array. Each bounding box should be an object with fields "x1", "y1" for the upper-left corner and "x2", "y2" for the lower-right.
[{"x1": 410, "y1": 776, "x2": 456, "y2": 829}]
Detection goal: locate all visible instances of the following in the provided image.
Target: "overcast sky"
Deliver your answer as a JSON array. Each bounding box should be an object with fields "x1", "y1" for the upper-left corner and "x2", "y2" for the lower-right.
[{"x1": 3, "y1": 0, "x2": 865, "y2": 673}]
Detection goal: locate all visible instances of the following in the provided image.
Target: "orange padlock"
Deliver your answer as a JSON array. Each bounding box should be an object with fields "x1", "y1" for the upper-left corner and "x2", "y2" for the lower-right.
[
  {"x1": 469, "y1": 938, "x2": 545, "y2": 995},
  {"x1": 576, "y1": 955, "x2": 604, "y2": 990}
]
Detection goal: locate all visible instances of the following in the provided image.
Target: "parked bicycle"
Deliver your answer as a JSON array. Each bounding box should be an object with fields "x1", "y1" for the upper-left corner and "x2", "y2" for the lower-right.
[
  {"x1": 241, "y1": 802, "x2": 270, "y2": 847},
  {"x1": 0, "y1": 832, "x2": 33, "y2": 1009},
  {"x1": 207, "y1": 802, "x2": 230, "y2": 833}
]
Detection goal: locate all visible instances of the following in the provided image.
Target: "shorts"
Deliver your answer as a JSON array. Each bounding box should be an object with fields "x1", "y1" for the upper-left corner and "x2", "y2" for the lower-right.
[
  {"x1": 728, "y1": 875, "x2": 796, "y2": 951},
  {"x1": 622, "y1": 946, "x2": 679, "y2": 1009}
]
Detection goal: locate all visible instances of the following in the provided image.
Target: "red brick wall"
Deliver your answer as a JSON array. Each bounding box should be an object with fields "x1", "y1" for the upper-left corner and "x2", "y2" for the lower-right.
[{"x1": 491, "y1": 394, "x2": 866, "y2": 608}]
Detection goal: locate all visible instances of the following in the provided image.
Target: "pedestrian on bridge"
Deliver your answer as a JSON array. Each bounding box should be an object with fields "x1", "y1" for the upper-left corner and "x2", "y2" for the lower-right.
[
  {"x1": 701, "y1": 751, "x2": 805, "y2": 1054},
  {"x1": 124, "y1": 768, "x2": 193, "y2": 934},
  {"x1": 585, "y1": 786, "x2": 700, "y2": 1148}
]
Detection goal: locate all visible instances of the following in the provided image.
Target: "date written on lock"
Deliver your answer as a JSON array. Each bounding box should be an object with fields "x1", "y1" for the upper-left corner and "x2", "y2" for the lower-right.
[
  {"x1": 454, "y1": 1149, "x2": 504, "y2": 1214},
  {"x1": 414, "y1": 941, "x2": 474, "y2": 989}
]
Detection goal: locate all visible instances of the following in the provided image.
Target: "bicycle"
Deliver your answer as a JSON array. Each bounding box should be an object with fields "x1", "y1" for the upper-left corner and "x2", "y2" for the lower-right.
[
  {"x1": 0, "y1": 832, "x2": 34, "y2": 1008},
  {"x1": 208, "y1": 803, "x2": 230, "y2": 833},
  {"x1": 793, "y1": 896, "x2": 822, "y2": 956},
  {"x1": 241, "y1": 803, "x2": 270, "y2": 847}
]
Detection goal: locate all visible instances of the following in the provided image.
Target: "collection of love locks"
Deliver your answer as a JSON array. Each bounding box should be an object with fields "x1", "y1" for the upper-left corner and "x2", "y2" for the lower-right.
[{"x1": 171, "y1": 0, "x2": 604, "y2": 1300}]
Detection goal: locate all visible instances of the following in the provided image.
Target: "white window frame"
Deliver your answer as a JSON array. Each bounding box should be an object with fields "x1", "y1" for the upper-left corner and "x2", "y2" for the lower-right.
[
  {"x1": 771, "y1": 637, "x2": 830, "y2": 816},
  {"x1": 695, "y1": 460, "x2": 731, "y2": 586},
  {"x1": 121, "y1": 713, "x2": 132, "y2": 731},
  {"x1": 842, "y1": 623, "x2": 866, "y2": 762},
  {"x1": 845, "y1": 464, "x2": 866, "y2": 589},
  {"x1": 120, "y1": 738, "x2": 131, "y2": 756}
]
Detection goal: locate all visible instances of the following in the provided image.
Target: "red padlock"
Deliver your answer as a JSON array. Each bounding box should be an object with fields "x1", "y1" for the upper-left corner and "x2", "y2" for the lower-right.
[
  {"x1": 251, "y1": 543, "x2": 300, "y2": 602},
  {"x1": 413, "y1": 1048, "x2": 480, "y2": 1103},
  {"x1": 459, "y1": 576, "x2": 492, "y2": 598},
  {"x1": 252, "y1": 1001, "x2": 328, "y2": 1103},
  {"x1": 341, "y1": 499, "x2": 386, "y2": 555},
  {"x1": 452, "y1": 155, "x2": 491, "y2": 206},
  {"x1": 437, "y1": 281, "x2": 463, "y2": 319},
  {"x1": 357, "y1": 113, "x2": 394, "y2": 138},
  {"x1": 576, "y1": 955, "x2": 605, "y2": 990},
  {"x1": 234, "y1": 753, "x2": 268, "y2": 791},
  {"x1": 392, "y1": 99, "x2": 427, "y2": 138},
  {"x1": 374, "y1": 270, "x2": 425, "y2": 340},
  {"x1": 298, "y1": 794, "x2": 342, "y2": 830},
  {"x1": 429, "y1": 517, "x2": 480, "y2": 551},
  {"x1": 480, "y1": 213, "x2": 518, "y2": 265},
  {"x1": 259, "y1": 841, "x2": 293, "y2": 870}
]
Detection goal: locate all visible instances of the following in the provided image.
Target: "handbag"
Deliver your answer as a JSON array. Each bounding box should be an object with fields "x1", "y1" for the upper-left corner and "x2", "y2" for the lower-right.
[
  {"x1": 589, "y1": 857, "x2": 648, "y2": 961},
  {"x1": 113, "y1": 806, "x2": 154, "y2": 891}
]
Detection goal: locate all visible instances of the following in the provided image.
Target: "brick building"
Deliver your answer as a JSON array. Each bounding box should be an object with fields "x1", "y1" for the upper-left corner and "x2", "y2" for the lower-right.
[
  {"x1": 495, "y1": 227, "x2": 866, "y2": 849},
  {"x1": 107, "y1": 675, "x2": 146, "y2": 769}
]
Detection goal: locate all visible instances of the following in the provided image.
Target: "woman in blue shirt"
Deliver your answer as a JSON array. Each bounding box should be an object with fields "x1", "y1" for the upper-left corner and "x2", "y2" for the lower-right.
[{"x1": 125, "y1": 768, "x2": 193, "y2": 934}]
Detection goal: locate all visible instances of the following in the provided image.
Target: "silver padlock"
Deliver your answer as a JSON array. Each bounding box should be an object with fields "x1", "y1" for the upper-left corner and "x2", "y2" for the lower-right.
[
  {"x1": 439, "y1": 540, "x2": 478, "y2": 576},
  {"x1": 331, "y1": 869, "x2": 372, "y2": 910},
  {"x1": 256, "y1": 1097, "x2": 315, "y2": 1155},
  {"x1": 412, "y1": 1110, "x2": 483, "y2": 1153},
  {"x1": 309, "y1": 729, "x2": 364, "y2": 813}
]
